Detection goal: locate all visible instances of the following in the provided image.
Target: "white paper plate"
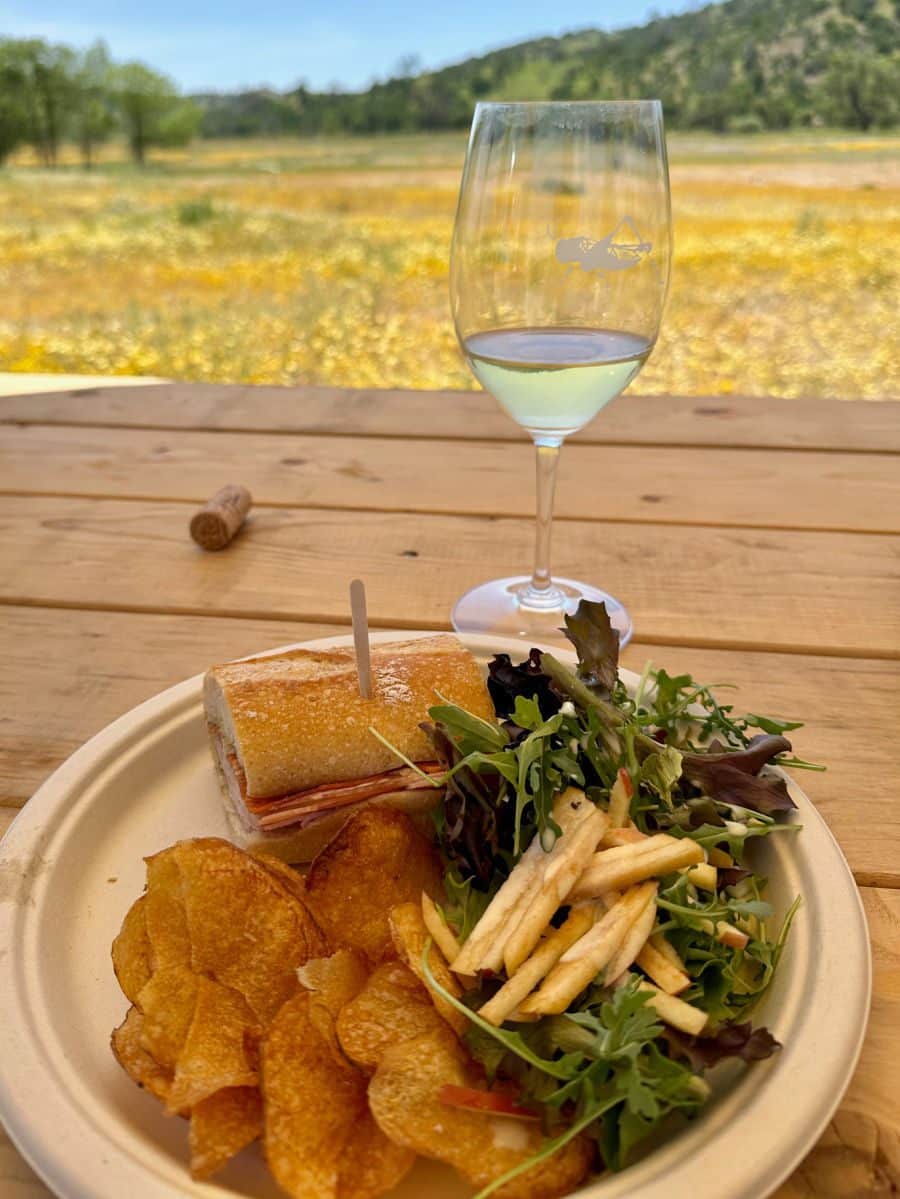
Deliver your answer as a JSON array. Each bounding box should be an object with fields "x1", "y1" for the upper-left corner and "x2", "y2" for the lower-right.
[{"x1": 0, "y1": 631, "x2": 870, "y2": 1199}]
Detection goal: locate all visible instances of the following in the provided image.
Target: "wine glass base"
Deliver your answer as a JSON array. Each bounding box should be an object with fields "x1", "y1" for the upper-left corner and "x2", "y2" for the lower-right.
[{"x1": 451, "y1": 576, "x2": 632, "y2": 648}]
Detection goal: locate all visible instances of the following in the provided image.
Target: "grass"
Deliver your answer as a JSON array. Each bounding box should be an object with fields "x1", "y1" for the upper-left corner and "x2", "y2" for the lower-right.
[{"x1": 1, "y1": 132, "x2": 897, "y2": 398}]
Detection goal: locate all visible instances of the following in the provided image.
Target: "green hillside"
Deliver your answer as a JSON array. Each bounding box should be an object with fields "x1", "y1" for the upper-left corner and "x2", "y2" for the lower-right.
[{"x1": 197, "y1": 0, "x2": 900, "y2": 135}]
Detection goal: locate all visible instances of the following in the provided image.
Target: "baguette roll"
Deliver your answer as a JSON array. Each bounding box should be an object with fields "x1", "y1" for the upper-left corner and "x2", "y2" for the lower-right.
[{"x1": 204, "y1": 635, "x2": 495, "y2": 862}]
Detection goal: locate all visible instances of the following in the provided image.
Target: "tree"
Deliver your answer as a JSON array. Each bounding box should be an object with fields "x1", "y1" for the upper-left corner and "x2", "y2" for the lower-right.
[
  {"x1": 0, "y1": 42, "x2": 30, "y2": 163},
  {"x1": 816, "y1": 49, "x2": 900, "y2": 129},
  {"x1": 5, "y1": 39, "x2": 76, "y2": 165},
  {"x1": 72, "y1": 41, "x2": 116, "y2": 168},
  {"x1": 111, "y1": 61, "x2": 198, "y2": 165}
]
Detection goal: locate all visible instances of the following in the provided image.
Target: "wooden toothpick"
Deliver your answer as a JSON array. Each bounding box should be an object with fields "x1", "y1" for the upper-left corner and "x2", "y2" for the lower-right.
[{"x1": 350, "y1": 579, "x2": 372, "y2": 699}]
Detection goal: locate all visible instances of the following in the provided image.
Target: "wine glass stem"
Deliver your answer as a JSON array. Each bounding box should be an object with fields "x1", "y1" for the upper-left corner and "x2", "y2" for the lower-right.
[{"x1": 521, "y1": 437, "x2": 563, "y2": 609}]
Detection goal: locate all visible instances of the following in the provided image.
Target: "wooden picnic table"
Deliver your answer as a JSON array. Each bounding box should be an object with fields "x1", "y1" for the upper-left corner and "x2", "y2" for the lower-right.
[{"x1": 0, "y1": 382, "x2": 897, "y2": 1197}]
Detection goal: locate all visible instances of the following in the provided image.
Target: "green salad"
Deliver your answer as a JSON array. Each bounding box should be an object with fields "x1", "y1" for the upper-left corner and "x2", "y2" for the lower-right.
[{"x1": 399, "y1": 602, "x2": 812, "y2": 1198}]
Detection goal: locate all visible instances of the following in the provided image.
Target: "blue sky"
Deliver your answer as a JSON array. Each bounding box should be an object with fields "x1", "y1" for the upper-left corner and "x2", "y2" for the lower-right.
[{"x1": 3, "y1": 0, "x2": 699, "y2": 92}]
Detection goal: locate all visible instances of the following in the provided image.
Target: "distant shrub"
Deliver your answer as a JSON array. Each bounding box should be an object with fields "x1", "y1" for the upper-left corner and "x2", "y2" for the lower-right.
[
  {"x1": 727, "y1": 113, "x2": 766, "y2": 133},
  {"x1": 177, "y1": 198, "x2": 215, "y2": 225}
]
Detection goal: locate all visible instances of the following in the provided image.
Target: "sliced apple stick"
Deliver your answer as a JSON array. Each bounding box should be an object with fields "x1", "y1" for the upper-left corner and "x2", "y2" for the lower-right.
[
  {"x1": 599, "y1": 826, "x2": 647, "y2": 848},
  {"x1": 635, "y1": 941, "x2": 691, "y2": 995},
  {"x1": 649, "y1": 931, "x2": 687, "y2": 972},
  {"x1": 478, "y1": 905, "x2": 598, "y2": 1027},
  {"x1": 420, "y1": 893, "x2": 477, "y2": 986},
  {"x1": 637, "y1": 980, "x2": 708, "y2": 1036},
  {"x1": 451, "y1": 788, "x2": 595, "y2": 976},
  {"x1": 518, "y1": 883, "x2": 657, "y2": 1017},
  {"x1": 605, "y1": 896, "x2": 657, "y2": 983},
  {"x1": 502, "y1": 806, "x2": 609, "y2": 975},
  {"x1": 570, "y1": 836, "x2": 704, "y2": 900},
  {"x1": 707, "y1": 846, "x2": 734, "y2": 869},
  {"x1": 704, "y1": 920, "x2": 749, "y2": 949},
  {"x1": 684, "y1": 862, "x2": 717, "y2": 891},
  {"x1": 606, "y1": 767, "x2": 633, "y2": 828}
]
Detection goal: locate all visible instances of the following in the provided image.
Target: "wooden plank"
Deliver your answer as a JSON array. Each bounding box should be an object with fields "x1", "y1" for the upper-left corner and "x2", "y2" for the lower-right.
[
  {"x1": 1, "y1": 425, "x2": 896, "y2": 534},
  {"x1": 0, "y1": 608, "x2": 343, "y2": 811},
  {"x1": 0, "y1": 606, "x2": 896, "y2": 886},
  {"x1": 773, "y1": 887, "x2": 900, "y2": 1198},
  {"x1": 0, "y1": 498, "x2": 897, "y2": 659},
  {"x1": 2, "y1": 383, "x2": 898, "y2": 453},
  {"x1": 0, "y1": 1126, "x2": 49, "y2": 1199},
  {"x1": 0, "y1": 883, "x2": 894, "y2": 1197}
]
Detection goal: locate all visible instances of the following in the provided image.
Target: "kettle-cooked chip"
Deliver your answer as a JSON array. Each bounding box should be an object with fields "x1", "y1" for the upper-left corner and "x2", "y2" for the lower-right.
[
  {"x1": 174, "y1": 837, "x2": 327, "y2": 1024},
  {"x1": 262, "y1": 990, "x2": 367, "y2": 1199},
  {"x1": 368, "y1": 1024, "x2": 594, "y2": 1199},
  {"x1": 111, "y1": 895, "x2": 152, "y2": 1005},
  {"x1": 167, "y1": 975, "x2": 260, "y2": 1114},
  {"x1": 297, "y1": 948, "x2": 370, "y2": 1067},
  {"x1": 144, "y1": 847, "x2": 192, "y2": 972},
  {"x1": 388, "y1": 902, "x2": 467, "y2": 1036},
  {"x1": 336, "y1": 961, "x2": 443, "y2": 1071},
  {"x1": 189, "y1": 1085, "x2": 263, "y2": 1180},
  {"x1": 111, "y1": 1006, "x2": 174, "y2": 1107},
  {"x1": 137, "y1": 966, "x2": 199, "y2": 1070},
  {"x1": 335, "y1": 1108, "x2": 415, "y2": 1199},
  {"x1": 305, "y1": 809, "x2": 443, "y2": 963},
  {"x1": 250, "y1": 851, "x2": 313, "y2": 908},
  {"x1": 262, "y1": 987, "x2": 414, "y2": 1199}
]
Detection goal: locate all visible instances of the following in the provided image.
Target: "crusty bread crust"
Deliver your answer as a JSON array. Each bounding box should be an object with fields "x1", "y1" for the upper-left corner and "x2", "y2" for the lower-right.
[{"x1": 204, "y1": 634, "x2": 493, "y2": 800}]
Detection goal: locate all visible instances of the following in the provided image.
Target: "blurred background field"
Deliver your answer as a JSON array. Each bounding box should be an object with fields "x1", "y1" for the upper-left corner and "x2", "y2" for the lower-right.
[{"x1": 2, "y1": 130, "x2": 898, "y2": 399}]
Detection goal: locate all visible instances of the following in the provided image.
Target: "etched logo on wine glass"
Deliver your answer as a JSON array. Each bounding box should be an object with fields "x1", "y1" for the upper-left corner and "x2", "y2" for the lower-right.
[{"x1": 555, "y1": 217, "x2": 651, "y2": 273}]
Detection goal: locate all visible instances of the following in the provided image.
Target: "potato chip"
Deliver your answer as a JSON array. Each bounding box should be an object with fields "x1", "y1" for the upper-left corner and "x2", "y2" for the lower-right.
[
  {"x1": 305, "y1": 808, "x2": 442, "y2": 963},
  {"x1": 336, "y1": 1108, "x2": 415, "y2": 1199},
  {"x1": 368, "y1": 1025, "x2": 594, "y2": 1199},
  {"x1": 168, "y1": 976, "x2": 260, "y2": 1114},
  {"x1": 298, "y1": 948, "x2": 370, "y2": 1067},
  {"x1": 111, "y1": 895, "x2": 152, "y2": 1005},
  {"x1": 144, "y1": 847, "x2": 191, "y2": 971},
  {"x1": 174, "y1": 838, "x2": 327, "y2": 1024},
  {"x1": 111, "y1": 1006, "x2": 174, "y2": 1107},
  {"x1": 189, "y1": 1085, "x2": 263, "y2": 1180},
  {"x1": 262, "y1": 991, "x2": 367, "y2": 1199},
  {"x1": 337, "y1": 961, "x2": 444, "y2": 1071},
  {"x1": 250, "y1": 851, "x2": 312, "y2": 907},
  {"x1": 137, "y1": 966, "x2": 200, "y2": 1070},
  {"x1": 388, "y1": 902, "x2": 467, "y2": 1036},
  {"x1": 297, "y1": 948, "x2": 370, "y2": 1018}
]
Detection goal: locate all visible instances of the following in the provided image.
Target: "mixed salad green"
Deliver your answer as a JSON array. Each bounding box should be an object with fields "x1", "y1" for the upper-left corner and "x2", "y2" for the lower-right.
[{"x1": 415, "y1": 602, "x2": 812, "y2": 1197}]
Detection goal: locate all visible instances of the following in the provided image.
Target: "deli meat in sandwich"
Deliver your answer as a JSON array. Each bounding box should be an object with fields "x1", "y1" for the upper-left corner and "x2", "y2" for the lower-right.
[{"x1": 204, "y1": 634, "x2": 495, "y2": 862}]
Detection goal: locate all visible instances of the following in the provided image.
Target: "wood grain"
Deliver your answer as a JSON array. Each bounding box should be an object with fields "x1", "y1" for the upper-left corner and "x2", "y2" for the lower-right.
[
  {"x1": 1, "y1": 424, "x2": 896, "y2": 533},
  {"x1": 1, "y1": 497, "x2": 896, "y2": 659},
  {"x1": 2, "y1": 383, "x2": 898, "y2": 452},
  {"x1": 0, "y1": 606, "x2": 896, "y2": 886},
  {"x1": 773, "y1": 887, "x2": 900, "y2": 1198}
]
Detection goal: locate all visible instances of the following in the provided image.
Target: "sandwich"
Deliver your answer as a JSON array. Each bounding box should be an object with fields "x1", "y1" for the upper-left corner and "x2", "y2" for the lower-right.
[{"x1": 204, "y1": 634, "x2": 495, "y2": 862}]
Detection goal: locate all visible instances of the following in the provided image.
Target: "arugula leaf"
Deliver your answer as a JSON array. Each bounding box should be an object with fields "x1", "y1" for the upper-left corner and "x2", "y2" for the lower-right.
[
  {"x1": 429, "y1": 701, "x2": 509, "y2": 754},
  {"x1": 744, "y1": 714, "x2": 804, "y2": 736},
  {"x1": 442, "y1": 868, "x2": 492, "y2": 942},
  {"x1": 668, "y1": 820, "x2": 799, "y2": 862},
  {"x1": 562, "y1": 599, "x2": 620, "y2": 695}
]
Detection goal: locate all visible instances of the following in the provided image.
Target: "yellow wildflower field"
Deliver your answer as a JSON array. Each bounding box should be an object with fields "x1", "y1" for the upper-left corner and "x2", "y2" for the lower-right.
[{"x1": 1, "y1": 133, "x2": 897, "y2": 398}]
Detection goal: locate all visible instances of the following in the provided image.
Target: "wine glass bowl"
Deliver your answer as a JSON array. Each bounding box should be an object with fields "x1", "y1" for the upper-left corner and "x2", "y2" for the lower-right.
[{"x1": 449, "y1": 101, "x2": 672, "y2": 646}]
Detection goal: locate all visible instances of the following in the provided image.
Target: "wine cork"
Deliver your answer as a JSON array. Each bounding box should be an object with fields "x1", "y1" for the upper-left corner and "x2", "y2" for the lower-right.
[{"x1": 190, "y1": 484, "x2": 252, "y2": 551}]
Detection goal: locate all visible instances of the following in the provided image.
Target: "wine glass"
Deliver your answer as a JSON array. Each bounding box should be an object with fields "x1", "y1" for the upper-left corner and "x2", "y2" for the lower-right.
[{"x1": 450, "y1": 101, "x2": 671, "y2": 646}]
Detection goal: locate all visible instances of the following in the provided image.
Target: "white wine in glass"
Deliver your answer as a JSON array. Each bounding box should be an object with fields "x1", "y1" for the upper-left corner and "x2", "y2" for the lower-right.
[{"x1": 450, "y1": 102, "x2": 672, "y2": 646}]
